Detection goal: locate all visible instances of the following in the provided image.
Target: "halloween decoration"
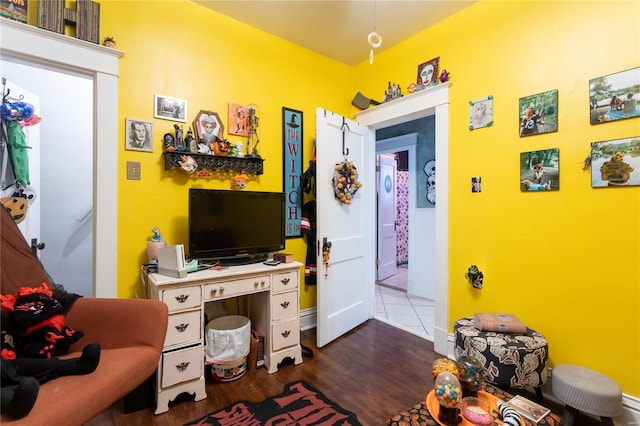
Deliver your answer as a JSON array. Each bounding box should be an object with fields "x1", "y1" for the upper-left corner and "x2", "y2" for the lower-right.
[
  {"x1": 332, "y1": 160, "x2": 362, "y2": 205},
  {"x1": 231, "y1": 174, "x2": 249, "y2": 190},
  {"x1": 465, "y1": 265, "x2": 484, "y2": 289},
  {"x1": 0, "y1": 283, "x2": 83, "y2": 359}
]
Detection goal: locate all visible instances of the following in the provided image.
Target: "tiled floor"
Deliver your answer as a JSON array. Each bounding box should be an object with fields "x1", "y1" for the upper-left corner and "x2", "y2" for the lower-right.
[{"x1": 375, "y1": 267, "x2": 435, "y2": 340}]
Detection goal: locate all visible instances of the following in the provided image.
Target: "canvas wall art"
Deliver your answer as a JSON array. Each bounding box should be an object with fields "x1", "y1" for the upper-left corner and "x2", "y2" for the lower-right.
[
  {"x1": 125, "y1": 118, "x2": 153, "y2": 152},
  {"x1": 520, "y1": 148, "x2": 559, "y2": 191},
  {"x1": 589, "y1": 67, "x2": 640, "y2": 124},
  {"x1": 591, "y1": 136, "x2": 640, "y2": 187},
  {"x1": 519, "y1": 89, "x2": 558, "y2": 137}
]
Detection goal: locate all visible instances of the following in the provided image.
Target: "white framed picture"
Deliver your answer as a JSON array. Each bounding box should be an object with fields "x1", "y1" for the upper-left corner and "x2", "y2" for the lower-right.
[
  {"x1": 154, "y1": 94, "x2": 187, "y2": 122},
  {"x1": 125, "y1": 118, "x2": 153, "y2": 152}
]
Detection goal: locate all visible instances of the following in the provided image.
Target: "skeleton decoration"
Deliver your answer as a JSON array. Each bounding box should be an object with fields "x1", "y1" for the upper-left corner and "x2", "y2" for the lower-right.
[{"x1": 424, "y1": 159, "x2": 436, "y2": 205}]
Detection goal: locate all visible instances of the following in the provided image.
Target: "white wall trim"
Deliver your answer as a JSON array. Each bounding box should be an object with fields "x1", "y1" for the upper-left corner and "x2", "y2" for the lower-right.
[
  {"x1": 1, "y1": 20, "x2": 123, "y2": 297},
  {"x1": 356, "y1": 83, "x2": 450, "y2": 355},
  {"x1": 300, "y1": 307, "x2": 317, "y2": 331}
]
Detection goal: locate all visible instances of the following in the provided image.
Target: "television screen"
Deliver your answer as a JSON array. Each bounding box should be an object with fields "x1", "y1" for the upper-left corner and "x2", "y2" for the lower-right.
[{"x1": 189, "y1": 189, "x2": 285, "y2": 262}]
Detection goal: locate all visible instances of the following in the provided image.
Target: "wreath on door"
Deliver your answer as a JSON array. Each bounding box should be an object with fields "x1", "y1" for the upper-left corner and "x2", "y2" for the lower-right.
[{"x1": 332, "y1": 160, "x2": 362, "y2": 205}]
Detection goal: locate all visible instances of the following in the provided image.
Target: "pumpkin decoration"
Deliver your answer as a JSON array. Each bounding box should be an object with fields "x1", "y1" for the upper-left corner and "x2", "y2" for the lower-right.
[
  {"x1": 332, "y1": 161, "x2": 362, "y2": 205},
  {"x1": 212, "y1": 138, "x2": 230, "y2": 156}
]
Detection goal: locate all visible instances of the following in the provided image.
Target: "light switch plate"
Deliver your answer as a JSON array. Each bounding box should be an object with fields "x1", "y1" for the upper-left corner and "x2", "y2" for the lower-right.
[{"x1": 127, "y1": 161, "x2": 141, "y2": 180}]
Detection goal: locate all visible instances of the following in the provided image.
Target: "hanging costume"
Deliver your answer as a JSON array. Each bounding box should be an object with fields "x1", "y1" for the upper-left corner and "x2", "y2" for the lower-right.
[{"x1": 301, "y1": 200, "x2": 317, "y2": 285}]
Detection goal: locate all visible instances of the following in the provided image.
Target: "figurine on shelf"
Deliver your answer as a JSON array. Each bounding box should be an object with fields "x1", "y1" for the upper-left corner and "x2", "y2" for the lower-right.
[
  {"x1": 465, "y1": 265, "x2": 484, "y2": 289},
  {"x1": 439, "y1": 69, "x2": 450, "y2": 83},
  {"x1": 185, "y1": 127, "x2": 197, "y2": 152},
  {"x1": 173, "y1": 124, "x2": 184, "y2": 151}
]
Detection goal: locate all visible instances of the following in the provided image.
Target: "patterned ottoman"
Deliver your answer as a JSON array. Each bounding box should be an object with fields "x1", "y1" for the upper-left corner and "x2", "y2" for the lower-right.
[{"x1": 454, "y1": 317, "x2": 549, "y2": 397}]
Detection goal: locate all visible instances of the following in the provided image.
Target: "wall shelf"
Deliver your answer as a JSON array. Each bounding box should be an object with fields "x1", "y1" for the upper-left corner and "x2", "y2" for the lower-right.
[{"x1": 163, "y1": 152, "x2": 264, "y2": 175}]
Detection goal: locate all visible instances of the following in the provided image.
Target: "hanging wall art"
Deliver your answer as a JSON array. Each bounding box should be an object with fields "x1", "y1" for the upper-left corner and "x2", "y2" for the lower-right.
[
  {"x1": 591, "y1": 136, "x2": 640, "y2": 187},
  {"x1": 519, "y1": 89, "x2": 558, "y2": 137},
  {"x1": 282, "y1": 107, "x2": 303, "y2": 237},
  {"x1": 589, "y1": 67, "x2": 640, "y2": 124}
]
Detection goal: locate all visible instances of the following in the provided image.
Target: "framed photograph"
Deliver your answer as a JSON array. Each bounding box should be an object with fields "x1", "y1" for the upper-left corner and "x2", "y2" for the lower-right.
[
  {"x1": 591, "y1": 136, "x2": 640, "y2": 187},
  {"x1": 519, "y1": 89, "x2": 558, "y2": 137},
  {"x1": 471, "y1": 177, "x2": 482, "y2": 193},
  {"x1": 416, "y1": 57, "x2": 439, "y2": 90},
  {"x1": 282, "y1": 107, "x2": 303, "y2": 238},
  {"x1": 125, "y1": 118, "x2": 153, "y2": 152},
  {"x1": 520, "y1": 148, "x2": 559, "y2": 191},
  {"x1": 192, "y1": 110, "x2": 224, "y2": 143},
  {"x1": 154, "y1": 94, "x2": 187, "y2": 122},
  {"x1": 228, "y1": 103, "x2": 249, "y2": 136},
  {"x1": 589, "y1": 67, "x2": 640, "y2": 124},
  {"x1": 469, "y1": 96, "x2": 493, "y2": 130}
]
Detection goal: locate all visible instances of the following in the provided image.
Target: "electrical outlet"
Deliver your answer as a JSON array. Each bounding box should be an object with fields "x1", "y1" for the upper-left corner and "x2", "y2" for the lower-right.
[{"x1": 127, "y1": 161, "x2": 141, "y2": 180}]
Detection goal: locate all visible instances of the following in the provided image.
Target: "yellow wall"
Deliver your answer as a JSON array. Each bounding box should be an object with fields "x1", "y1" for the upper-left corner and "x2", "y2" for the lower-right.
[
  {"x1": 100, "y1": 0, "x2": 639, "y2": 397},
  {"x1": 100, "y1": 0, "x2": 355, "y2": 310},
  {"x1": 355, "y1": 1, "x2": 639, "y2": 397}
]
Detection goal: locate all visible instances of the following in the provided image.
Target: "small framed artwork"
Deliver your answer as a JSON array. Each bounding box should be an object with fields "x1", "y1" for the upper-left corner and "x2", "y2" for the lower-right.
[
  {"x1": 282, "y1": 107, "x2": 303, "y2": 238},
  {"x1": 228, "y1": 103, "x2": 249, "y2": 136},
  {"x1": 154, "y1": 94, "x2": 187, "y2": 122},
  {"x1": 469, "y1": 96, "x2": 493, "y2": 130},
  {"x1": 416, "y1": 57, "x2": 439, "y2": 90},
  {"x1": 471, "y1": 177, "x2": 482, "y2": 192},
  {"x1": 520, "y1": 148, "x2": 559, "y2": 191},
  {"x1": 125, "y1": 118, "x2": 153, "y2": 152},
  {"x1": 192, "y1": 110, "x2": 224, "y2": 143},
  {"x1": 589, "y1": 67, "x2": 640, "y2": 124},
  {"x1": 519, "y1": 89, "x2": 558, "y2": 137},
  {"x1": 591, "y1": 136, "x2": 640, "y2": 187}
]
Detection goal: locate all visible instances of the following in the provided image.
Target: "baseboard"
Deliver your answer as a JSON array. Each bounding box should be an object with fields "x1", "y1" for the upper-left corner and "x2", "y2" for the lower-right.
[
  {"x1": 446, "y1": 332, "x2": 640, "y2": 425},
  {"x1": 300, "y1": 307, "x2": 317, "y2": 331}
]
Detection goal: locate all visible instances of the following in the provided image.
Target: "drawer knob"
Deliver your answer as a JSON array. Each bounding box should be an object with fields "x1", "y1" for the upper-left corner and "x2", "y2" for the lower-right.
[
  {"x1": 261, "y1": 280, "x2": 266, "y2": 287},
  {"x1": 175, "y1": 323, "x2": 189, "y2": 333},
  {"x1": 210, "y1": 288, "x2": 217, "y2": 296},
  {"x1": 175, "y1": 294, "x2": 189, "y2": 303},
  {"x1": 280, "y1": 301, "x2": 290, "y2": 309},
  {"x1": 176, "y1": 362, "x2": 190, "y2": 372},
  {"x1": 254, "y1": 281, "x2": 259, "y2": 288},
  {"x1": 281, "y1": 278, "x2": 290, "y2": 285},
  {"x1": 281, "y1": 330, "x2": 291, "y2": 338}
]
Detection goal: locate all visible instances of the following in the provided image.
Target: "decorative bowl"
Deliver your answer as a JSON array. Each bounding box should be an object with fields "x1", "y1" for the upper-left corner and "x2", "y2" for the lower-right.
[{"x1": 459, "y1": 396, "x2": 492, "y2": 425}]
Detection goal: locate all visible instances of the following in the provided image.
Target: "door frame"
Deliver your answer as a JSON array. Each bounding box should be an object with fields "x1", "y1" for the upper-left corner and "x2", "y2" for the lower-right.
[
  {"x1": 355, "y1": 82, "x2": 450, "y2": 354},
  {"x1": 1, "y1": 20, "x2": 122, "y2": 297}
]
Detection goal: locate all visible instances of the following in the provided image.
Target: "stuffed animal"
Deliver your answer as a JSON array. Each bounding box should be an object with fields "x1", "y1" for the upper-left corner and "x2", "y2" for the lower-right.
[
  {"x1": 231, "y1": 174, "x2": 249, "y2": 190},
  {"x1": 0, "y1": 283, "x2": 83, "y2": 359}
]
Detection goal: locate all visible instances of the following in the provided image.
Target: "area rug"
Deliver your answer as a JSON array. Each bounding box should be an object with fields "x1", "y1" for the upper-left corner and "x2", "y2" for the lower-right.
[{"x1": 185, "y1": 380, "x2": 362, "y2": 426}]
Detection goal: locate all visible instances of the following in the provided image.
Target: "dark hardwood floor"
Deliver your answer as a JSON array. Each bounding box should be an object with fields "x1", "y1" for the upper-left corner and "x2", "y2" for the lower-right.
[{"x1": 86, "y1": 320, "x2": 599, "y2": 426}]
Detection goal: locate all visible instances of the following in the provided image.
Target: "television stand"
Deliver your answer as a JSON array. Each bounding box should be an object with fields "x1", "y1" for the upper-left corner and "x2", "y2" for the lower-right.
[{"x1": 148, "y1": 261, "x2": 303, "y2": 414}]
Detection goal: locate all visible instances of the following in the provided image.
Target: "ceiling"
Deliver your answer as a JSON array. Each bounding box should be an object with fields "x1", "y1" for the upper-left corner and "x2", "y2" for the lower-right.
[{"x1": 193, "y1": 1, "x2": 476, "y2": 66}]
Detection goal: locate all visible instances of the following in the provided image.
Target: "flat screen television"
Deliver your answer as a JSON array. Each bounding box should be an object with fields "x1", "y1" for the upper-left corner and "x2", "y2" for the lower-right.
[{"x1": 188, "y1": 188, "x2": 285, "y2": 263}]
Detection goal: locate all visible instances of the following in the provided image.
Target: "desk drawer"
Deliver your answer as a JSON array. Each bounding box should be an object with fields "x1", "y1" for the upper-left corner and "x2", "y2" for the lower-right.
[
  {"x1": 162, "y1": 286, "x2": 201, "y2": 312},
  {"x1": 161, "y1": 345, "x2": 203, "y2": 388},
  {"x1": 272, "y1": 318, "x2": 300, "y2": 351},
  {"x1": 272, "y1": 271, "x2": 298, "y2": 293},
  {"x1": 166, "y1": 310, "x2": 201, "y2": 347},
  {"x1": 204, "y1": 276, "x2": 270, "y2": 300},
  {"x1": 272, "y1": 291, "x2": 298, "y2": 322}
]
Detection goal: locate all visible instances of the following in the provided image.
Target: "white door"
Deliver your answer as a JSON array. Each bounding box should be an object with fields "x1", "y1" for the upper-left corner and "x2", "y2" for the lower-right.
[
  {"x1": 376, "y1": 154, "x2": 397, "y2": 281},
  {"x1": 1, "y1": 80, "x2": 41, "y2": 253},
  {"x1": 315, "y1": 108, "x2": 375, "y2": 348}
]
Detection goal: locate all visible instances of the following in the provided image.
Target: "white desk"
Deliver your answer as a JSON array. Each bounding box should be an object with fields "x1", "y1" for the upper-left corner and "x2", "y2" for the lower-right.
[{"x1": 148, "y1": 261, "x2": 303, "y2": 414}]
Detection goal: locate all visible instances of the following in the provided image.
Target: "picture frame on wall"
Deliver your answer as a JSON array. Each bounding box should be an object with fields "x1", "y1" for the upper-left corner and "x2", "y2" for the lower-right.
[
  {"x1": 590, "y1": 136, "x2": 640, "y2": 187},
  {"x1": 282, "y1": 107, "x2": 303, "y2": 238},
  {"x1": 154, "y1": 94, "x2": 187, "y2": 122},
  {"x1": 228, "y1": 103, "x2": 249, "y2": 136},
  {"x1": 469, "y1": 96, "x2": 493, "y2": 130},
  {"x1": 192, "y1": 110, "x2": 224, "y2": 144},
  {"x1": 416, "y1": 57, "x2": 439, "y2": 90},
  {"x1": 589, "y1": 67, "x2": 640, "y2": 124},
  {"x1": 519, "y1": 89, "x2": 558, "y2": 137},
  {"x1": 519, "y1": 148, "x2": 559, "y2": 191},
  {"x1": 125, "y1": 118, "x2": 153, "y2": 152}
]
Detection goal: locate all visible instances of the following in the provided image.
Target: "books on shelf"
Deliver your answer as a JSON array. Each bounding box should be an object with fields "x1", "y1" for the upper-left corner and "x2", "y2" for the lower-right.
[
  {"x1": 474, "y1": 313, "x2": 527, "y2": 334},
  {"x1": 507, "y1": 395, "x2": 551, "y2": 424}
]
